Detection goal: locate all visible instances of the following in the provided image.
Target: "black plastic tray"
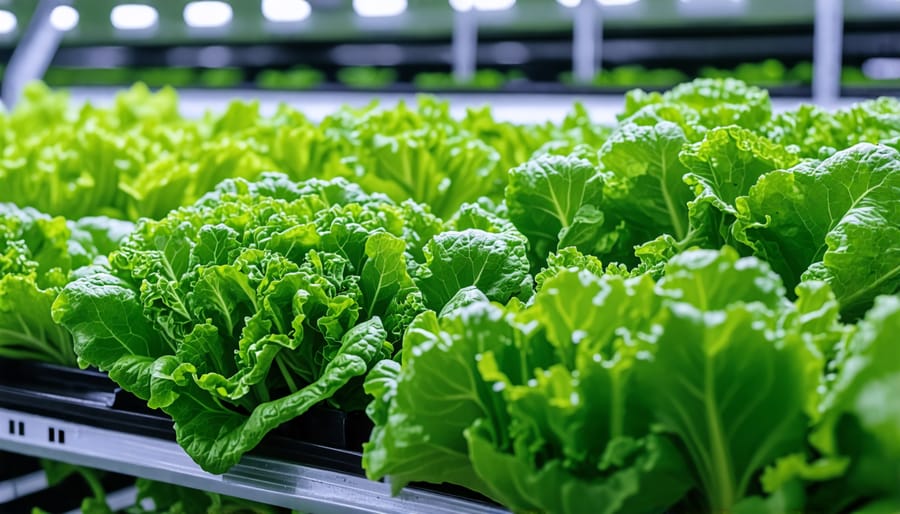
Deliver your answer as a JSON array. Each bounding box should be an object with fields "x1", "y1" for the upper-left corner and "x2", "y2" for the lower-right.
[
  {"x1": 0, "y1": 357, "x2": 499, "y2": 506},
  {"x1": 0, "y1": 358, "x2": 368, "y2": 475}
]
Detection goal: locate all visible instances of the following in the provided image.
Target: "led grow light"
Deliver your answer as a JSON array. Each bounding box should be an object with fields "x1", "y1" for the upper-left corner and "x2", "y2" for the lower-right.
[
  {"x1": 110, "y1": 4, "x2": 158, "y2": 30},
  {"x1": 353, "y1": 0, "x2": 407, "y2": 17},
  {"x1": 51, "y1": 6, "x2": 79, "y2": 31},
  {"x1": 184, "y1": 1, "x2": 233, "y2": 28},
  {"x1": 262, "y1": 0, "x2": 312, "y2": 22},
  {"x1": 0, "y1": 10, "x2": 17, "y2": 34}
]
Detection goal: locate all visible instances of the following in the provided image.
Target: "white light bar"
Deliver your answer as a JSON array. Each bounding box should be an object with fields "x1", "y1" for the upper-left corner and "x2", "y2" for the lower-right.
[
  {"x1": 184, "y1": 1, "x2": 233, "y2": 28},
  {"x1": 0, "y1": 10, "x2": 17, "y2": 34},
  {"x1": 450, "y1": 0, "x2": 517, "y2": 11},
  {"x1": 353, "y1": 0, "x2": 407, "y2": 17},
  {"x1": 50, "y1": 5, "x2": 80, "y2": 31},
  {"x1": 262, "y1": 0, "x2": 312, "y2": 22},
  {"x1": 110, "y1": 4, "x2": 158, "y2": 31}
]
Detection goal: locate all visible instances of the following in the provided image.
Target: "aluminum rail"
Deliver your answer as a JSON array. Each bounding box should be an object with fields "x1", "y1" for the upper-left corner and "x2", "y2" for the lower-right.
[
  {"x1": 0, "y1": 407, "x2": 507, "y2": 514},
  {"x1": 0, "y1": 471, "x2": 48, "y2": 504}
]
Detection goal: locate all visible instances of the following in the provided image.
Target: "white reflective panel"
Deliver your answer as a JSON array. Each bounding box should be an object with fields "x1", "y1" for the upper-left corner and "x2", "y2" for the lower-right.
[
  {"x1": 51, "y1": 6, "x2": 80, "y2": 31},
  {"x1": 556, "y1": 0, "x2": 581, "y2": 6},
  {"x1": 110, "y1": 4, "x2": 158, "y2": 30},
  {"x1": 353, "y1": 0, "x2": 407, "y2": 17},
  {"x1": 598, "y1": 0, "x2": 639, "y2": 5},
  {"x1": 183, "y1": 1, "x2": 233, "y2": 28},
  {"x1": 261, "y1": 0, "x2": 312, "y2": 22},
  {"x1": 0, "y1": 10, "x2": 17, "y2": 34}
]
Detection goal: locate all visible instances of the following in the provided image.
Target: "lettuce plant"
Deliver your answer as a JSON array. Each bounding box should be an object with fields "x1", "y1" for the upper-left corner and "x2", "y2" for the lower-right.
[
  {"x1": 52, "y1": 173, "x2": 533, "y2": 473},
  {"x1": 0, "y1": 203, "x2": 132, "y2": 365},
  {"x1": 364, "y1": 248, "x2": 854, "y2": 513}
]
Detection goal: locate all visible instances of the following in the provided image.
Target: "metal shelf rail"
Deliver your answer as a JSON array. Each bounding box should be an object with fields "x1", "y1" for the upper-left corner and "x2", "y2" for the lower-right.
[{"x1": 0, "y1": 407, "x2": 507, "y2": 514}]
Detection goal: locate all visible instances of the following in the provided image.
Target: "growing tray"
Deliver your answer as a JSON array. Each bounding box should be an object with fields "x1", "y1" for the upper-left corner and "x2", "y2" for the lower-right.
[{"x1": 0, "y1": 357, "x2": 499, "y2": 509}]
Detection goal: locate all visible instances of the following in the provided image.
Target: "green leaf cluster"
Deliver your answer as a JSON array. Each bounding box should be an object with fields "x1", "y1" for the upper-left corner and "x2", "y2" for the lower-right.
[
  {"x1": 365, "y1": 247, "x2": 899, "y2": 513},
  {"x1": 0, "y1": 203, "x2": 132, "y2": 365},
  {"x1": 0, "y1": 82, "x2": 609, "y2": 222},
  {"x1": 1, "y1": 77, "x2": 896, "y2": 514},
  {"x1": 502, "y1": 80, "x2": 899, "y2": 317},
  {"x1": 52, "y1": 173, "x2": 534, "y2": 473}
]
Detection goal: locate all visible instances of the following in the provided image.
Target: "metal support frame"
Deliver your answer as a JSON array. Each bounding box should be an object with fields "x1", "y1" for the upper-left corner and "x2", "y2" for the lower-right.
[
  {"x1": 0, "y1": 407, "x2": 507, "y2": 514},
  {"x1": 0, "y1": 471, "x2": 48, "y2": 504},
  {"x1": 813, "y1": 0, "x2": 844, "y2": 105},
  {"x1": 1, "y1": 0, "x2": 71, "y2": 108},
  {"x1": 573, "y1": 0, "x2": 602, "y2": 84},
  {"x1": 452, "y1": 7, "x2": 478, "y2": 83}
]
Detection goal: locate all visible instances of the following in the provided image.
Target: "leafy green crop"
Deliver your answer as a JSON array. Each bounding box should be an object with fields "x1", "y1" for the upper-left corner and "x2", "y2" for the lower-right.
[
  {"x1": 1, "y1": 82, "x2": 606, "y2": 223},
  {"x1": 1, "y1": 77, "x2": 897, "y2": 514},
  {"x1": 0, "y1": 203, "x2": 132, "y2": 365},
  {"x1": 735, "y1": 143, "x2": 900, "y2": 317},
  {"x1": 52, "y1": 173, "x2": 533, "y2": 473},
  {"x1": 364, "y1": 248, "x2": 854, "y2": 513}
]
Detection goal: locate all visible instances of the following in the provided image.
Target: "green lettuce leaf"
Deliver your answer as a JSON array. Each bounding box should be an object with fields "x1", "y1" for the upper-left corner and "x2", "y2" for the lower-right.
[
  {"x1": 505, "y1": 153, "x2": 607, "y2": 258},
  {"x1": 734, "y1": 143, "x2": 900, "y2": 316},
  {"x1": 363, "y1": 296, "x2": 522, "y2": 496},
  {"x1": 1, "y1": 204, "x2": 132, "y2": 366},
  {"x1": 680, "y1": 126, "x2": 800, "y2": 248},
  {"x1": 600, "y1": 121, "x2": 693, "y2": 243},
  {"x1": 621, "y1": 78, "x2": 772, "y2": 130},
  {"x1": 636, "y1": 248, "x2": 820, "y2": 512},
  {"x1": 53, "y1": 175, "x2": 435, "y2": 473},
  {"x1": 415, "y1": 229, "x2": 532, "y2": 310}
]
